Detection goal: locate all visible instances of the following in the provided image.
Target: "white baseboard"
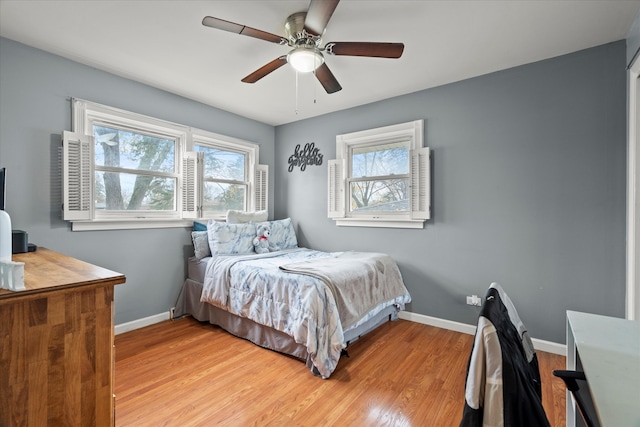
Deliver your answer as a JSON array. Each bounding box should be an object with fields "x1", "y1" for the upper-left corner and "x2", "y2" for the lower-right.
[
  {"x1": 115, "y1": 311, "x2": 171, "y2": 335},
  {"x1": 399, "y1": 310, "x2": 477, "y2": 334},
  {"x1": 530, "y1": 338, "x2": 566, "y2": 355},
  {"x1": 399, "y1": 311, "x2": 566, "y2": 356},
  {"x1": 114, "y1": 309, "x2": 565, "y2": 355}
]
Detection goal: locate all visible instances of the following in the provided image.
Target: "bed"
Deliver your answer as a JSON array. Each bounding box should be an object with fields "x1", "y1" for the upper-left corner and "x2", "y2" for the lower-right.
[{"x1": 175, "y1": 215, "x2": 411, "y2": 379}]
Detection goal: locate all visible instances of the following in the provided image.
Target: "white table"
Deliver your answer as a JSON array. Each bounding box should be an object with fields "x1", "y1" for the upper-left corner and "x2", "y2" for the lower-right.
[{"x1": 566, "y1": 311, "x2": 640, "y2": 427}]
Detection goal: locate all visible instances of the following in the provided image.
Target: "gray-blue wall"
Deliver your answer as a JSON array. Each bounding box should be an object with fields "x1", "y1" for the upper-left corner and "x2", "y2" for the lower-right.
[
  {"x1": 274, "y1": 41, "x2": 627, "y2": 344},
  {"x1": 0, "y1": 36, "x2": 628, "y2": 344},
  {"x1": 0, "y1": 37, "x2": 275, "y2": 325}
]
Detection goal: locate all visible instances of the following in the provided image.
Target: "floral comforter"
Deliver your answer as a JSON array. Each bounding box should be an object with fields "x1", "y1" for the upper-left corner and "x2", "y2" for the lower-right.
[{"x1": 200, "y1": 248, "x2": 411, "y2": 378}]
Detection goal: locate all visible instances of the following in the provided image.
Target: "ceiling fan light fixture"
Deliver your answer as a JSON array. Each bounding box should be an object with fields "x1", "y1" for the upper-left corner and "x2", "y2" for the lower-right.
[{"x1": 288, "y1": 48, "x2": 324, "y2": 73}]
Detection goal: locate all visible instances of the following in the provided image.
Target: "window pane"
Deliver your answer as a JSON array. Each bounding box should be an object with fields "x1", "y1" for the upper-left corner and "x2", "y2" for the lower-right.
[
  {"x1": 95, "y1": 171, "x2": 175, "y2": 211},
  {"x1": 196, "y1": 145, "x2": 245, "y2": 181},
  {"x1": 351, "y1": 141, "x2": 409, "y2": 178},
  {"x1": 203, "y1": 182, "x2": 246, "y2": 212},
  {"x1": 94, "y1": 125, "x2": 175, "y2": 173},
  {"x1": 350, "y1": 178, "x2": 409, "y2": 212}
]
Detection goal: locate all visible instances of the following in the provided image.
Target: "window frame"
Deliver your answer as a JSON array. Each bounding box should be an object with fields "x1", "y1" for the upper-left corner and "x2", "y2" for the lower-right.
[
  {"x1": 347, "y1": 138, "x2": 412, "y2": 218},
  {"x1": 328, "y1": 120, "x2": 430, "y2": 229},
  {"x1": 191, "y1": 129, "x2": 260, "y2": 220},
  {"x1": 90, "y1": 118, "x2": 183, "y2": 220},
  {"x1": 64, "y1": 99, "x2": 266, "y2": 231}
]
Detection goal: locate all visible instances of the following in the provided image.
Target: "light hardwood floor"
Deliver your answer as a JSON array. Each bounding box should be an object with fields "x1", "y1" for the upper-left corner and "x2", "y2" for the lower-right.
[{"x1": 115, "y1": 317, "x2": 566, "y2": 426}]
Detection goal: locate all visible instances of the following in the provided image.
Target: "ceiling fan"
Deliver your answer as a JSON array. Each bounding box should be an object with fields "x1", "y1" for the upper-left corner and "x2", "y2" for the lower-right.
[{"x1": 202, "y1": 0, "x2": 404, "y2": 94}]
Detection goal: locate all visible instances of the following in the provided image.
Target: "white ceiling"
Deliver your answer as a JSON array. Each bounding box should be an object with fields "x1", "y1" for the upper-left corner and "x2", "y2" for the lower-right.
[{"x1": 1, "y1": 1, "x2": 639, "y2": 126}]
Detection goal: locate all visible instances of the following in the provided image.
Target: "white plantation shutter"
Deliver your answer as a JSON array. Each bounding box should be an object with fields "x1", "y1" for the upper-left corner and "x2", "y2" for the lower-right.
[
  {"x1": 254, "y1": 164, "x2": 268, "y2": 212},
  {"x1": 410, "y1": 147, "x2": 431, "y2": 220},
  {"x1": 63, "y1": 131, "x2": 92, "y2": 220},
  {"x1": 182, "y1": 151, "x2": 202, "y2": 219},
  {"x1": 328, "y1": 159, "x2": 346, "y2": 218}
]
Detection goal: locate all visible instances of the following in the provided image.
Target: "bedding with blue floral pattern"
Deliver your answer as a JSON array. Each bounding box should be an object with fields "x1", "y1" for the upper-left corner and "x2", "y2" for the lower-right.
[{"x1": 200, "y1": 248, "x2": 411, "y2": 378}]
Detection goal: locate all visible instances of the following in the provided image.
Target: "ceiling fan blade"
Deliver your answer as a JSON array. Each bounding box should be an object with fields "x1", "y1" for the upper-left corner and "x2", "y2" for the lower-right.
[
  {"x1": 241, "y1": 56, "x2": 288, "y2": 83},
  {"x1": 315, "y1": 63, "x2": 342, "y2": 94},
  {"x1": 304, "y1": 0, "x2": 340, "y2": 36},
  {"x1": 202, "y1": 16, "x2": 287, "y2": 45},
  {"x1": 325, "y1": 42, "x2": 404, "y2": 58}
]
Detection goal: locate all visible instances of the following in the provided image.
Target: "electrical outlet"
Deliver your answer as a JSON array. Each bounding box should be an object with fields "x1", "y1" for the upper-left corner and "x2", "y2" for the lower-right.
[
  {"x1": 466, "y1": 295, "x2": 482, "y2": 306},
  {"x1": 169, "y1": 307, "x2": 175, "y2": 320}
]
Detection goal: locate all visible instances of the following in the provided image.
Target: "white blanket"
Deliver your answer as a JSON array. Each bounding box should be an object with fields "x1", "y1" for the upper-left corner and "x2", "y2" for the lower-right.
[{"x1": 279, "y1": 251, "x2": 409, "y2": 330}]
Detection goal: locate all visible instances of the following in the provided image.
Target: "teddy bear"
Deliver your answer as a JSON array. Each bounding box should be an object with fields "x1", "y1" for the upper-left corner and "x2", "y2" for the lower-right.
[{"x1": 253, "y1": 224, "x2": 279, "y2": 254}]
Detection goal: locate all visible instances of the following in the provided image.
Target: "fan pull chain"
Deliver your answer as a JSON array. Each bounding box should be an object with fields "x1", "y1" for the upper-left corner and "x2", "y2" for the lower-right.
[
  {"x1": 313, "y1": 74, "x2": 318, "y2": 104},
  {"x1": 313, "y1": 57, "x2": 318, "y2": 104},
  {"x1": 295, "y1": 71, "x2": 299, "y2": 115}
]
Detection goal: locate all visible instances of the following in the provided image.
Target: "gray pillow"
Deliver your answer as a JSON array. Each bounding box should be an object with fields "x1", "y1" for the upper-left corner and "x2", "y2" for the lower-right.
[{"x1": 191, "y1": 231, "x2": 211, "y2": 260}]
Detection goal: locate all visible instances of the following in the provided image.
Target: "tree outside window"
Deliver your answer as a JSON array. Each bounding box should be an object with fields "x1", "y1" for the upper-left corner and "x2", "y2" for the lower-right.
[
  {"x1": 93, "y1": 125, "x2": 176, "y2": 211},
  {"x1": 350, "y1": 141, "x2": 410, "y2": 213},
  {"x1": 195, "y1": 145, "x2": 247, "y2": 214}
]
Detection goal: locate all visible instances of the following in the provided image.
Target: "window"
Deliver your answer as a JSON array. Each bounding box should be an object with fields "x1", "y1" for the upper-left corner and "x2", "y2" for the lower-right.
[
  {"x1": 328, "y1": 120, "x2": 430, "y2": 228},
  {"x1": 63, "y1": 99, "x2": 267, "y2": 231},
  {"x1": 192, "y1": 130, "x2": 266, "y2": 218},
  {"x1": 93, "y1": 124, "x2": 178, "y2": 214}
]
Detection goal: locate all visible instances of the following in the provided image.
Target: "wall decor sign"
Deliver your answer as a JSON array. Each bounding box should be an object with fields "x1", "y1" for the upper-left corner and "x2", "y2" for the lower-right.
[{"x1": 288, "y1": 142, "x2": 323, "y2": 172}]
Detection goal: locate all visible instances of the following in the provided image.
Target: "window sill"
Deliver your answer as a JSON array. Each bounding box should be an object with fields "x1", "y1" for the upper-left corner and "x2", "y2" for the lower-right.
[
  {"x1": 333, "y1": 218, "x2": 426, "y2": 229},
  {"x1": 71, "y1": 219, "x2": 194, "y2": 231}
]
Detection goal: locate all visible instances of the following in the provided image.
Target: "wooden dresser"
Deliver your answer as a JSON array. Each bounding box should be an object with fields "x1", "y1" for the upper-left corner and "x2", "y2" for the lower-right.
[{"x1": 0, "y1": 247, "x2": 126, "y2": 426}]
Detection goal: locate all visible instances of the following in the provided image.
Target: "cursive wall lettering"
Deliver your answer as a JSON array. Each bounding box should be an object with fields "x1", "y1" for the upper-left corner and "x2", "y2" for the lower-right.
[{"x1": 288, "y1": 142, "x2": 323, "y2": 172}]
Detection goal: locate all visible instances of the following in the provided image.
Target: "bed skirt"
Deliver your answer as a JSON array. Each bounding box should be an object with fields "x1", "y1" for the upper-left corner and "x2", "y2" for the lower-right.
[{"x1": 175, "y1": 278, "x2": 399, "y2": 376}]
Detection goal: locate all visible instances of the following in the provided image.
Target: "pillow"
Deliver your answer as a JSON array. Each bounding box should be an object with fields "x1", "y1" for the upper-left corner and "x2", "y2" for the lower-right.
[
  {"x1": 226, "y1": 210, "x2": 268, "y2": 224},
  {"x1": 257, "y1": 218, "x2": 298, "y2": 250},
  {"x1": 193, "y1": 220, "x2": 207, "y2": 231},
  {"x1": 191, "y1": 231, "x2": 211, "y2": 260},
  {"x1": 207, "y1": 220, "x2": 256, "y2": 255}
]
